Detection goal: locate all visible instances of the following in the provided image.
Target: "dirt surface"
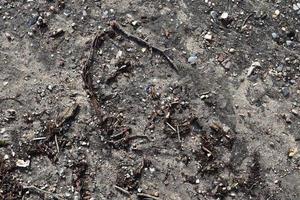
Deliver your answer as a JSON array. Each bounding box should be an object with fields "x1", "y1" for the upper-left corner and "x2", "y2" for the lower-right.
[{"x1": 1, "y1": 0, "x2": 300, "y2": 199}]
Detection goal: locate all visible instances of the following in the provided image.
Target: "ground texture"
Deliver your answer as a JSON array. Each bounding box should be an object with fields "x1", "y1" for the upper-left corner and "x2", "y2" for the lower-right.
[{"x1": 1, "y1": 0, "x2": 300, "y2": 199}]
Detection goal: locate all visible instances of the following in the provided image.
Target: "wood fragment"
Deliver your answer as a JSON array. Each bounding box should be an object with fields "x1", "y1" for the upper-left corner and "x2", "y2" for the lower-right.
[
  {"x1": 81, "y1": 33, "x2": 107, "y2": 121},
  {"x1": 137, "y1": 193, "x2": 162, "y2": 200},
  {"x1": 32, "y1": 137, "x2": 47, "y2": 141},
  {"x1": 110, "y1": 21, "x2": 178, "y2": 72},
  {"x1": 241, "y1": 13, "x2": 254, "y2": 30},
  {"x1": 23, "y1": 185, "x2": 64, "y2": 200},
  {"x1": 54, "y1": 134, "x2": 60, "y2": 153},
  {"x1": 113, "y1": 185, "x2": 130, "y2": 196},
  {"x1": 176, "y1": 125, "x2": 181, "y2": 142},
  {"x1": 0, "y1": 96, "x2": 23, "y2": 105},
  {"x1": 166, "y1": 122, "x2": 177, "y2": 133},
  {"x1": 55, "y1": 103, "x2": 79, "y2": 127}
]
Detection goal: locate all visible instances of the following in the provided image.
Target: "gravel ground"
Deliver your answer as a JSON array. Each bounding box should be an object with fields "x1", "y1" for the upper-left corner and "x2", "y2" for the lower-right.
[{"x1": 1, "y1": 0, "x2": 300, "y2": 200}]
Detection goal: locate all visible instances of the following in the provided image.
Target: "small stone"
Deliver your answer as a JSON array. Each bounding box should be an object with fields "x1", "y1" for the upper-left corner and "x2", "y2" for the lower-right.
[
  {"x1": 273, "y1": 9, "x2": 280, "y2": 18},
  {"x1": 116, "y1": 50, "x2": 123, "y2": 59},
  {"x1": 224, "y1": 61, "x2": 232, "y2": 69},
  {"x1": 149, "y1": 167, "x2": 155, "y2": 173},
  {"x1": 65, "y1": 192, "x2": 71, "y2": 197},
  {"x1": 204, "y1": 32, "x2": 212, "y2": 40},
  {"x1": 16, "y1": 159, "x2": 30, "y2": 168},
  {"x1": 210, "y1": 11, "x2": 218, "y2": 21},
  {"x1": 284, "y1": 114, "x2": 292, "y2": 123},
  {"x1": 229, "y1": 192, "x2": 236, "y2": 197},
  {"x1": 247, "y1": 61, "x2": 261, "y2": 77},
  {"x1": 276, "y1": 64, "x2": 283, "y2": 72},
  {"x1": 0, "y1": 128, "x2": 5, "y2": 134},
  {"x1": 272, "y1": 32, "x2": 279, "y2": 40},
  {"x1": 222, "y1": 125, "x2": 230, "y2": 133},
  {"x1": 288, "y1": 147, "x2": 298, "y2": 158},
  {"x1": 3, "y1": 81, "x2": 8, "y2": 86},
  {"x1": 49, "y1": 5, "x2": 55, "y2": 11},
  {"x1": 196, "y1": 179, "x2": 200, "y2": 184},
  {"x1": 293, "y1": 3, "x2": 300, "y2": 11},
  {"x1": 82, "y1": 10, "x2": 87, "y2": 16},
  {"x1": 5, "y1": 32, "x2": 12, "y2": 41},
  {"x1": 220, "y1": 12, "x2": 228, "y2": 19},
  {"x1": 282, "y1": 87, "x2": 290, "y2": 97},
  {"x1": 47, "y1": 85, "x2": 54, "y2": 91},
  {"x1": 188, "y1": 55, "x2": 197, "y2": 64},
  {"x1": 131, "y1": 20, "x2": 140, "y2": 26},
  {"x1": 229, "y1": 48, "x2": 235, "y2": 53},
  {"x1": 286, "y1": 40, "x2": 293, "y2": 46},
  {"x1": 102, "y1": 10, "x2": 109, "y2": 19},
  {"x1": 291, "y1": 109, "x2": 298, "y2": 116}
]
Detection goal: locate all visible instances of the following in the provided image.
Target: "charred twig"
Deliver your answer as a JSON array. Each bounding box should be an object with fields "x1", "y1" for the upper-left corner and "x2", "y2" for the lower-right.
[
  {"x1": 110, "y1": 21, "x2": 178, "y2": 72},
  {"x1": 166, "y1": 122, "x2": 177, "y2": 133},
  {"x1": 82, "y1": 33, "x2": 107, "y2": 121},
  {"x1": 32, "y1": 137, "x2": 47, "y2": 141},
  {"x1": 127, "y1": 135, "x2": 150, "y2": 142},
  {"x1": 176, "y1": 125, "x2": 181, "y2": 142},
  {"x1": 55, "y1": 103, "x2": 79, "y2": 127},
  {"x1": 0, "y1": 96, "x2": 23, "y2": 105},
  {"x1": 72, "y1": 161, "x2": 89, "y2": 199},
  {"x1": 54, "y1": 134, "x2": 59, "y2": 153},
  {"x1": 106, "y1": 61, "x2": 132, "y2": 84},
  {"x1": 137, "y1": 193, "x2": 162, "y2": 200},
  {"x1": 113, "y1": 185, "x2": 130, "y2": 196},
  {"x1": 241, "y1": 13, "x2": 254, "y2": 30},
  {"x1": 23, "y1": 185, "x2": 64, "y2": 200}
]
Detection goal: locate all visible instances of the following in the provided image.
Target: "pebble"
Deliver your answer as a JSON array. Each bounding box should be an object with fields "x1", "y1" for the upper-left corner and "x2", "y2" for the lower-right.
[
  {"x1": 47, "y1": 85, "x2": 54, "y2": 91},
  {"x1": 102, "y1": 10, "x2": 109, "y2": 18},
  {"x1": 282, "y1": 87, "x2": 290, "y2": 97},
  {"x1": 149, "y1": 167, "x2": 155, "y2": 173},
  {"x1": 210, "y1": 10, "x2": 218, "y2": 21},
  {"x1": 224, "y1": 61, "x2": 232, "y2": 69},
  {"x1": 272, "y1": 32, "x2": 279, "y2": 40},
  {"x1": 276, "y1": 64, "x2": 283, "y2": 72},
  {"x1": 0, "y1": 128, "x2": 5, "y2": 134},
  {"x1": 204, "y1": 32, "x2": 212, "y2": 40},
  {"x1": 247, "y1": 61, "x2": 261, "y2": 77},
  {"x1": 288, "y1": 147, "x2": 298, "y2": 158},
  {"x1": 286, "y1": 40, "x2": 293, "y2": 46},
  {"x1": 5, "y1": 32, "x2": 12, "y2": 40},
  {"x1": 291, "y1": 109, "x2": 298, "y2": 116},
  {"x1": 293, "y1": 3, "x2": 300, "y2": 11},
  {"x1": 16, "y1": 159, "x2": 30, "y2": 168},
  {"x1": 220, "y1": 12, "x2": 228, "y2": 19},
  {"x1": 229, "y1": 48, "x2": 235, "y2": 53},
  {"x1": 49, "y1": 5, "x2": 55, "y2": 11},
  {"x1": 188, "y1": 55, "x2": 197, "y2": 64},
  {"x1": 273, "y1": 9, "x2": 280, "y2": 18},
  {"x1": 116, "y1": 50, "x2": 123, "y2": 59},
  {"x1": 28, "y1": 31, "x2": 33, "y2": 37},
  {"x1": 131, "y1": 20, "x2": 139, "y2": 26}
]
